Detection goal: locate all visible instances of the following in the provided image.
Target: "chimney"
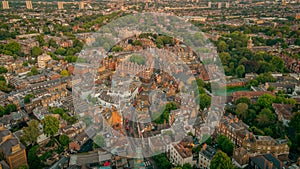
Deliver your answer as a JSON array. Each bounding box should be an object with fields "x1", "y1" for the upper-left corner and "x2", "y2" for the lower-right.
[
  {"x1": 268, "y1": 162, "x2": 273, "y2": 169},
  {"x1": 235, "y1": 117, "x2": 239, "y2": 123},
  {"x1": 245, "y1": 133, "x2": 249, "y2": 140},
  {"x1": 202, "y1": 143, "x2": 207, "y2": 151}
]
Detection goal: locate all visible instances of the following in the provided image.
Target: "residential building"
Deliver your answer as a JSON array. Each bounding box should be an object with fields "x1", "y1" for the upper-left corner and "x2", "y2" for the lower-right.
[
  {"x1": 198, "y1": 144, "x2": 216, "y2": 169},
  {"x1": 249, "y1": 154, "x2": 288, "y2": 169},
  {"x1": 168, "y1": 137, "x2": 195, "y2": 166},
  {"x1": 233, "y1": 147, "x2": 250, "y2": 168},
  {"x1": 0, "y1": 124, "x2": 27, "y2": 169}
]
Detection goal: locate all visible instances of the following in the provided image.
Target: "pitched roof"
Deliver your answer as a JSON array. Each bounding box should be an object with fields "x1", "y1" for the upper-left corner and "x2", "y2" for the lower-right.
[{"x1": 0, "y1": 138, "x2": 25, "y2": 156}]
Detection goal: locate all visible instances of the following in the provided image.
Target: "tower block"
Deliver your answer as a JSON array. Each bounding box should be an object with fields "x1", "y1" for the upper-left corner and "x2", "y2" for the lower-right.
[
  {"x1": 2, "y1": 1, "x2": 9, "y2": 9},
  {"x1": 79, "y1": 2, "x2": 85, "y2": 9},
  {"x1": 58, "y1": 2, "x2": 64, "y2": 9},
  {"x1": 26, "y1": 1, "x2": 33, "y2": 9}
]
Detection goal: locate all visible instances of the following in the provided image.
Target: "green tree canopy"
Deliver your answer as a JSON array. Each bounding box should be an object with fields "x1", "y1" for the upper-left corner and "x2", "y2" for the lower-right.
[
  {"x1": 217, "y1": 135, "x2": 234, "y2": 156},
  {"x1": 217, "y1": 40, "x2": 228, "y2": 52},
  {"x1": 31, "y1": 46, "x2": 43, "y2": 57},
  {"x1": 199, "y1": 93, "x2": 211, "y2": 110},
  {"x1": 256, "y1": 94, "x2": 275, "y2": 109},
  {"x1": 236, "y1": 65, "x2": 245, "y2": 78},
  {"x1": 27, "y1": 66, "x2": 39, "y2": 76},
  {"x1": 211, "y1": 150, "x2": 234, "y2": 169},
  {"x1": 152, "y1": 154, "x2": 172, "y2": 169},
  {"x1": 289, "y1": 112, "x2": 300, "y2": 133},
  {"x1": 0, "y1": 66, "x2": 8, "y2": 74},
  {"x1": 59, "y1": 134, "x2": 70, "y2": 147},
  {"x1": 235, "y1": 103, "x2": 248, "y2": 119},
  {"x1": 42, "y1": 116, "x2": 59, "y2": 137},
  {"x1": 256, "y1": 108, "x2": 275, "y2": 127},
  {"x1": 235, "y1": 97, "x2": 251, "y2": 105},
  {"x1": 24, "y1": 94, "x2": 34, "y2": 104},
  {"x1": 60, "y1": 70, "x2": 69, "y2": 77},
  {"x1": 22, "y1": 120, "x2": 40, "y2": 145}
]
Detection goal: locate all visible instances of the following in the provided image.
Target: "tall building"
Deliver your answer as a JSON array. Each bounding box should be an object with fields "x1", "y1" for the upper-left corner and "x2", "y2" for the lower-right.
[
  {"x1": 208, "y1": 2, "x2": 212, "y2": 8},
  {"x1": 225, "y1": 2, "x2": 230, "y2": 8},
  {"x1": 0, "y1": 124, "x2": 27, "y2": 169},
  {"x1": 2, "y1": 1, "x2": 9, "y2": 9},
  {"x1": 58, "y1": 2, "x2": 64, "y2": 10},
  {"x1": 247, "y1": 36, "x2": 253, "y2": 49},
  {"x1": 25, "y1": 1, "x2": 33, "y2": 9},
  {"x1": 218, "y1": 2, "x2": 222, "y2": 8},
  {"x1": 79, "y1": 2, "x2": 84, "y2": 9}
]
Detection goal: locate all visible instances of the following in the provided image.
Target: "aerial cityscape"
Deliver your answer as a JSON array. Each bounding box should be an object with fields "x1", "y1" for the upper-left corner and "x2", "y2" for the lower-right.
[{"x1": 0, "y1": 0, "x2": 299, "y2": 169}]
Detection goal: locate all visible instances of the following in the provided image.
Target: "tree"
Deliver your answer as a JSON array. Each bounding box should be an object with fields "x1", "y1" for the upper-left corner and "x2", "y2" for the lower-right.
[
  {"x1": 55, "y1": 47, "x2": 66, "y2": 55},
  {"x1": 28, "y1": 145, "x2": 43, "y2": 169},
  {"x1": 132, "y1": 40, "x2": 142, "y2": 46},
  {"x1": 36, "y1": 35, "x2": 45, "y2": 47},
  {"x1": 152, "y1": 154, "x2": 171, "y2": 169},
  {"x1": 111, "y1": 46, "x2": 123, "y2": 52},
  {"x1": 242, "y1": 60, "x2": 260, "y2": 73},
  {"x1": 235, "y1": 97, "x2": 251, "y2": 106},
  {"x1": 59, "y1": 134, "x2": 69, "y2": 147},
  {"x1": 24, "y1": 94, "x2": 34, "y2": 104},
  {"x1": 211, "y1": 150, "x2": 234, "y2": 169},
  {"x1": 27, "y1": 66, "x2": 39, "y2": 76},
  {"x1": 270, "y1": 57, "x2": 284, "y2": 72},
  {"x1": 5, "y1": 41, "x2": 21, "y2": 55},
  {"x1": 217, "y1": 135, "x2": 234, "y2": 156},
  {"x1": 182, "y1": 163, "x2": 193, "y2": 169},
  {"x1": 0, "y1": 106, "x2": 4, "y2": 117},
  {"x1": 4, "y1": 104, "x2": 17, "y2": 114},
  {"x1": 48, "y1": 38, "x2": 58, "y2": 48},
  {"x1": 0, "y1": 66, "x2": 8, "y2": 74},
  {"x1": 153, "y1": 102, "x2": 177, "y2": 124},
  {"x1": 217, "y1": 40, "x2": 228, "y2": 52},
  {"x1": 22, "y1": 62, "x2": 28, "y2": 66},
  {"x1": 60, "y1": 70, "x2": 69, "y2": 77},
  {"x1": 256, "y1": 73, "x2": 276, "y2": 84},
  {"x1": 22, "y1": 120, "x2": 40, "y2": 145},
  {"x1": 199, "y1": 94, "x2": 211, "y2": 110},
  {"x1": 31, "y1": 46, "x2": 43, "y2": 57},
  {"x1": 256, "y1": 108, "x2": 275, "y2": 127},
  {"x1": 42, "y1": 116, "x2": 59, "y2": 137},
  {"x1": 289, "y1": 112, "x2": 300, "y2": 133},
  {"x1": 235, "y1": 103, "x2": 248, "y2": 119},
  {"x1": 256, "y1": 94, "x2": 275, "y2": 109},
  {"x1": 219, "y1": 52, "x2": 231, "y2": 65},
  {"x1": 93, "y1": 135, "x2": 105, "y2": 148},
  {"x1": 236, "y1": 65, "x2": 245, "y2": 78}
]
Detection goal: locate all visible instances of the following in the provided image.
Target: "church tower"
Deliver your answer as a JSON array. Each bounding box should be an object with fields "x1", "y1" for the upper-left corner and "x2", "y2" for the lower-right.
[{"x1": 247, "y1": 36, "x2": 253, "y2": 49}]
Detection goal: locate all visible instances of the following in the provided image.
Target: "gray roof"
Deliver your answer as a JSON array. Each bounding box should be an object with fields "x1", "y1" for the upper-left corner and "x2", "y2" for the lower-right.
[
  {"x1": 0, "y1": 130, "x2": 11, "y2": 143},
  {"x1": 0, "y1": 160, "x2": 10, "y2": 169},
  {"x1": 0, "y1": 138, "x2": 25, "y2": 156}
]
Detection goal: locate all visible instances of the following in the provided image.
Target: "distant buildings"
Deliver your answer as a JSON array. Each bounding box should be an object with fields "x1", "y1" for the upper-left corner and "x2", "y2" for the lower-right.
[{"x1": 217, "y1": 115, "x2": 289, "y2": 156}]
